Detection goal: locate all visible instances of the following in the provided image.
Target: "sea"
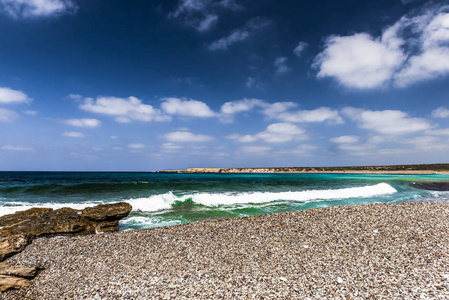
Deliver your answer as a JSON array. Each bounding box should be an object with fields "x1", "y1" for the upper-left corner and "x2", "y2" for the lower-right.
[{"x1": 1, "y1": 171, "x2": 448, "y2": 231}]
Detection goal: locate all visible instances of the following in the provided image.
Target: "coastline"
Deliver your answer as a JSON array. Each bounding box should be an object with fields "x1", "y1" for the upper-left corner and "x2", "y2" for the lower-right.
[
  {"x1": 158, "y1": 163, "x2": 449, "y2": 174},
  {"x1": 2, "y1": 201, "x2": 449, "y2": 299}
]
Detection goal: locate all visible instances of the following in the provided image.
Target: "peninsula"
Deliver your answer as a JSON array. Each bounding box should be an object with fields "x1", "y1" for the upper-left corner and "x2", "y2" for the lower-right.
[{"x1": 159, "y1": 163, "x2": 449, "y2": 174}]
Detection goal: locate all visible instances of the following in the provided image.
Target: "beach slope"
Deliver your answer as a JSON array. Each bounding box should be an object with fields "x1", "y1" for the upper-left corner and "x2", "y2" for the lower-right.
[{"x1": 2, "y1": 201, "x2": 449, "y2": 299}]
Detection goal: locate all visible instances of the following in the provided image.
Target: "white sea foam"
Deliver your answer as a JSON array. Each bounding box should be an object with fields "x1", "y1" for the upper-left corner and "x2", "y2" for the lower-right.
[
  {"x1": 0, "y1": 183, "x2": 397, "y2": 217},
  {"x1": 129, "y1": 183, "x2": 397, "y2": 212}
]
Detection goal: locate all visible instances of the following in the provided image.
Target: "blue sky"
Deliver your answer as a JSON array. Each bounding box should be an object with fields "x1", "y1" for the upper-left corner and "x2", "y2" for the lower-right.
[{"x1": 1, "y1": 0, "x2": 449, "y2": 171}]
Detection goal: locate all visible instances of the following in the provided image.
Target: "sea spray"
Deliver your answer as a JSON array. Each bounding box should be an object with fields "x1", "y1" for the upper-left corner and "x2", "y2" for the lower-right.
[{"x1": 128, "y1": 183, "x2": 397, "y2": 212}]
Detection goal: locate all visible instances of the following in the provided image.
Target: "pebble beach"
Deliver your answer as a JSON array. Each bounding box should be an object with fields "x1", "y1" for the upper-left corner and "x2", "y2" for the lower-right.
[{"x1": 1, "y1": 201, "x2": 449, "y2": 299}]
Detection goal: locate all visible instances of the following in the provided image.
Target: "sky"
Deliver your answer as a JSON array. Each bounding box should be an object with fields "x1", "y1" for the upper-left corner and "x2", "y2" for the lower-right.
[{"x1": 0, "y1": 0, "x2": 449, "y2": 171}]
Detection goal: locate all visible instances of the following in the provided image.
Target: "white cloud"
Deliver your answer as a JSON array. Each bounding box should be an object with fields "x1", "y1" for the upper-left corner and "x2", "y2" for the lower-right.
[
  {"x1": 245, "y1": 77, "x2": 256, "y2": 88},
  {"x1": 80, "y1": 96, "x2": 170, "y2": 123},
  {"x1": 63, "y1": 131, "x2": 84, "y2": 138},
  {"x1": 315, "y1": 5, "x2": 449, "y2": 89},
  {"x1": 0, "y1": 87, "x2": 32, "y2": 104},
  {"x1": 293, "y1": 41, "x2": 308, "y2": 57},
  {"x1": 426, "y1": 128, "x2": 449, "y2": 135},
  {"x1": 237, "y1": 145, "x2": 272, "y2": 154},
  {"x1": 0, "y1": 108, "x2": 18, "y2": 122},
  {"x1": 395, "y1": 47, "x2": 449, "y2": 86},
  {"x1": 268, "y1": 106, "x2": 344, "y2": 124},
  {"x1": 1, "y1": 145, "x2": 32, "y2": 151},
  {"x1": 221, "y1": 98, "x2": 264, "y2": 114},
  {"x1": 0, "y1": 0, "x2": 76, "y2": 18},
  {"x1": 330, "y1": 135, "x2": 360, "y2": 144},
  {"x1": 161, "y1": 143, "x2": 184, "y2": 153},
  {"x1": 220, "y1": 99, "x2": 343, "y2": 125},
  {"x1": 403, "y1": 135, "x2": 449, "y2": 151},
  {"x1": 432, "y1": 106, "x2": 449, "y2": 118},
  {"x1": 208, "y1": 17, "x2": 271, "y2": 51},
  {"x1": 315, "y1": 33, "x2": 405, "y2": 89},
  {"x1": 262, "y1": 102, "x2": 298, "y2": 118},
  {"x1": 274, "y1": 57, "x2": 291, "y2": 75},
  {"x1": 226, "y1": 133, "x2": 258, "y2": 143},
  {"x1": 24, "y1": 110, "x2": 38, "y2": 116},
  {"x1": 128, "y1": 143, "x2": 145, "y2": 149},
  {"x1": 228, "y1": 123, "x2": 307, "y2": 143},
  {"x1": 163, "y1": 131, "x2": 213, "y2": 142},
  {"x1": 395, "y1": 12, "x2": 449, "y2": 86},
  {"x1": 169, "y1": 0, "x2": 241, "y2": 32},
  {"x1": 342, "y1": 107, "x2": 432, "y2": 135},
  {"x1": 64, "y1": 118, "x2": 101, "y2": 128},
  {"x1": 68, "y1": 94, "x2": 82, "y2": 101},
  {"x1": 208, "y1": 28, "x2": 250, "y2": 51},
  {"x1": 161, "y1": 97, "x2": 215, "y2": 117}
]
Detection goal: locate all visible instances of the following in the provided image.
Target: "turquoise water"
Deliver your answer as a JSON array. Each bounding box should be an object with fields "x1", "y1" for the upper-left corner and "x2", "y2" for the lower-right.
[{"x1": 0, "y1": 172, "x2": 448, "y2": 230}]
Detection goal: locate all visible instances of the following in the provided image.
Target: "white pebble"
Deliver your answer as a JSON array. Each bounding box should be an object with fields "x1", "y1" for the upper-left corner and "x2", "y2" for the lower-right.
[
  {"x1": 337, "y1": 277, "x2": 343, "y2": 284},
  {"x1": 279, "y1": 277, "x2": 287, "y2": 282}
]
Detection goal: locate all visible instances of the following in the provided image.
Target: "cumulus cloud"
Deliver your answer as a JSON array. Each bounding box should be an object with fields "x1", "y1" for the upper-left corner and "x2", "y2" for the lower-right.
[
  {"x1": 1, "y1": 145, "x2": 32, "y2": 151},
  {"x1": 62, "y1": 131, "x2": 84, "y2": 138},
  {"x1": 342, "y1": 107, "x2": 432, "y2": 135},
  {"x1": 220, "y1": 99, "x2": 343, "y2": 125},
  {"x1": 64, "y1": 118, "x2": 101, "y2": 128},
  {"x1": 293, "y1": 41, "x2": 308, "y2": 57},
  {"x1": 432, "y1": 106, "x2": 449, "y2": 118},
  {"x1": 330, "y1": 135, "x2": 360, "y2": 144},
  {"x1": 228, "y1": 123, "x2": 307, "y2": 143},
  {"x1": 0, "y1": 0, "x2": 76, "y2": 18},
  {"x1": 315, "y1": 33, "x2": 405, "y2": 89},
  {"x1": 315, "y1": 4, "x2": 449, "y2": 88},
  {"x1": 0, "y1": 108, "x2": 18, "y2": 122},
  {"x1": 169, "y1": 0, "x2": 241, "y2": 32},
  {"x1": 208, "y1": 17, "x2": 271, "y2": 51},
  {"x1": 221, "y1": 98, "x2": 264, "y2": 114},
  {"x1": 395, "y1": 10, "x2": 449, "y2": 86},
  {"x1": 80, "y1": 96, "x2": 170, "y2": 123},
  {"x1": 163, "y1": 131, "x2": 213, "y2": 142},
  {"x1": 267, "y1": 106, "x2": 344, "y2": 124},
  {"x1": 0, "y1": 87, "x2": 32, "y2": 104},
  {"x1": 274, "y1": 57, "x2": 291, "y2": 75},
  {"x1": 161, "y1": 97, "x2": 215, "y2": 117}
]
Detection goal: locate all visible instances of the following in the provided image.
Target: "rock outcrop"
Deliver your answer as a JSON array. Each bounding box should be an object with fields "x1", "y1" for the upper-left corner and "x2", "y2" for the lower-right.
[
  {"x1": 0, "y1": 262, "x2": 41, "y2": 292},
  {"x1": 0, "y1": 202, "x2": 132, "y2": 292}
]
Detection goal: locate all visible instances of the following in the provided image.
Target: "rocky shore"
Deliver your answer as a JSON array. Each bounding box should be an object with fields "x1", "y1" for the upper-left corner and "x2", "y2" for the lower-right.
[
  {"x1": 0, "y1": 203, "x2": 132, "y2": 292},
  {"x1": 1, "y1": 201, "x2": 448, "y2": 299}
]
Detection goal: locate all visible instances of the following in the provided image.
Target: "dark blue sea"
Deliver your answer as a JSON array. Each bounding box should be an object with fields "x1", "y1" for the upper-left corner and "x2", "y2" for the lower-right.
[{"x1": 1, "y1": 172, "x2": 448, "y2": 231}]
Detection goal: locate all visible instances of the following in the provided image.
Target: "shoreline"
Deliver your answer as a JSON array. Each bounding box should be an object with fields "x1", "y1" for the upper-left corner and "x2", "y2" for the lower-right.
[
  {"x1": 2, "y1": 201, "x2": 449, "y2": 299},
  {"x1": 158, "y1": 163, "x2": 449, "y2": 174}
]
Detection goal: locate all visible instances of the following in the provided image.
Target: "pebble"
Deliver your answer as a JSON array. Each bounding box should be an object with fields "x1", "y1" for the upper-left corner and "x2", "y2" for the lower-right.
[{"x1": 1, "y1": 201, "x2": 449, "y2": 299}]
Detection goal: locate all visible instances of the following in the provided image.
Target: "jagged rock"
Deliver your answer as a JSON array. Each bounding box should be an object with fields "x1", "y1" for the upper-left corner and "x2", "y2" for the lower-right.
[
  {"x1": 0, "y1": 203, "x2": 132, "y2": 262},
  {"x1": 0, "y1": 235, "x2": 34, "y2": 262},
  {"x1": 0, "y1": 262, "x2": 39, "y2": 278},
  {"x1": 82, "y1": 202, "x2": 132, "y2": 221},
  {"x1": 0, "y1": 275, "x2": 31, "y2": 292}
]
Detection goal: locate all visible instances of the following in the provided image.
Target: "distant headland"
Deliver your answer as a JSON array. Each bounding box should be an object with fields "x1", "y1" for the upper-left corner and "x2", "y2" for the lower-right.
[{"x1": 158, "y1": 163, "x2": 449, "y2": 174}]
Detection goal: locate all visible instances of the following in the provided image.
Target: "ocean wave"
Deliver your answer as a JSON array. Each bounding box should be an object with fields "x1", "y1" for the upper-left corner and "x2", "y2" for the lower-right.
[{"x1": 128, "y1": 183, "x2": 397, "y2": 212}]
